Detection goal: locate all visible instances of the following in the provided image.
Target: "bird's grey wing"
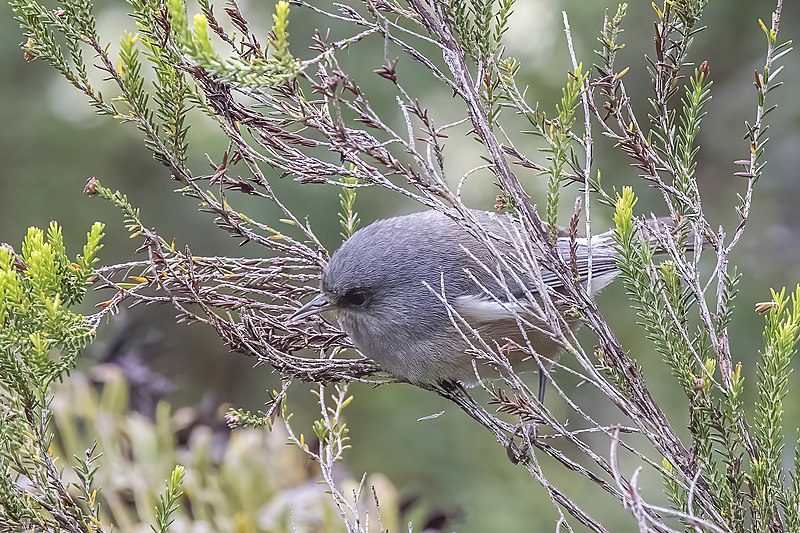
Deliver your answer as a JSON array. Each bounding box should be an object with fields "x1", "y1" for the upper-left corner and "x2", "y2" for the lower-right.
[{"x1": 471, "y1": 213, "x2": 620, "y2": 294}]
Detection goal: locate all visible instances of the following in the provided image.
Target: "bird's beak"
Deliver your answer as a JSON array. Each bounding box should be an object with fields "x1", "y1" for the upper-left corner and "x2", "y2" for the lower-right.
[{"x1": 289, "y1": 293, "x2": 335, "y2": 322}]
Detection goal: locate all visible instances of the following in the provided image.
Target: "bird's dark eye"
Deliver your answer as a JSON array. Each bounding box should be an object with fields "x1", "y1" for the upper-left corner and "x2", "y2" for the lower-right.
[{"x1": 343, "y1": 288, "x2": 368, "y2": 307}]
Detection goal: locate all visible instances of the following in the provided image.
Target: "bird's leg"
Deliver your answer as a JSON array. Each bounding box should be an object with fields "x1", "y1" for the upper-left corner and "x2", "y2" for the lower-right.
[
  {"x1": 538, "y1": 370, "x2": 547, "y2": 404},
  {"x1": 499, "y1": 340, "x2": 547, "y2": 404},
  {"x1": 508, "y1": 418, "x2": 542, "y2": 464}
]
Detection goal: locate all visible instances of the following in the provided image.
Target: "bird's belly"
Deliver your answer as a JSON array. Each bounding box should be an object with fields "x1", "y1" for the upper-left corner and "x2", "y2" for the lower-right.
[{"x1": 340, "y1": 311, "x2": 567, "y2": 385}]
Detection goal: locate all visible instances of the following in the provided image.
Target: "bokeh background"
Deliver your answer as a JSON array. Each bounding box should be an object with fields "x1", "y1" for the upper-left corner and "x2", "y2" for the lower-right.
[{"x1": 2, "y1": 0, "x2": 799, "y2": 530}]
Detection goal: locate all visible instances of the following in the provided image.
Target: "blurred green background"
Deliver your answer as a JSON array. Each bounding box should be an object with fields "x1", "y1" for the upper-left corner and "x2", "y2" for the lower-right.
[{"x1": 2, "y1": 0, "x2": 799, "y2": 530}]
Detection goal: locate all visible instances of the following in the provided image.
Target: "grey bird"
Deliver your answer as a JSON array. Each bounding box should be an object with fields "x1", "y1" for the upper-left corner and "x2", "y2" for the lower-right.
[{"x1": 292, "y1": 209, "x2": 648, "y2": 400}]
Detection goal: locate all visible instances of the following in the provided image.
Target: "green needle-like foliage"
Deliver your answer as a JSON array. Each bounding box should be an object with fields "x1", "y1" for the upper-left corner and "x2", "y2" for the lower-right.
[
  {"x1": 613, "y1": 187, "x2": 695, "y2": 393},
  {"x1": 0, "y1": 222, "x2": 104, "y2": 396},
  {"x1": 339, "y1": 176, "x2": 361, "y2": 241},
  {"x1": 152, "y1": 465, "x2": 186, "y2": 533},
  {"x1": 167, "y1": 0, "x2": 300, "y2": 88},
  {"x1": 752, "y1": 286, "x2": 800, "y2": 529},
  {"x1": 0, "y1": 222, "x2": 105, "y2": 531},
  {"x1": 545, "y1": 65, "x2": 586, "y2": 239},
  {"x1": 616, "y1": 184, "x2": 800, "y2": 530}
]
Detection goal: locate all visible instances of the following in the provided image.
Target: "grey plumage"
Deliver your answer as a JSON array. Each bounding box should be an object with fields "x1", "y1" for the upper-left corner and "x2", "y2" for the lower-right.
[{"x1": 294, "y1": 209, "x2": 628, "y2": 387}]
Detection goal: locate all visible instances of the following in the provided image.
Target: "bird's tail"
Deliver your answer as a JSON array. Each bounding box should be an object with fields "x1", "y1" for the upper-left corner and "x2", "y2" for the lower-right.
[
  {"x1": 588, "y1": 216, "x2": 703, "y2": 254},
  {"x1": 571, "y1": 217, "x2": 703, "y2": 295}
]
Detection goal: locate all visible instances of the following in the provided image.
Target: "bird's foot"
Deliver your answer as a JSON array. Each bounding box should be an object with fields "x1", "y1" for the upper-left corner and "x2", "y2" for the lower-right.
[{"x1": 506, "y1": 419, "x2": 539, "y2": 464}]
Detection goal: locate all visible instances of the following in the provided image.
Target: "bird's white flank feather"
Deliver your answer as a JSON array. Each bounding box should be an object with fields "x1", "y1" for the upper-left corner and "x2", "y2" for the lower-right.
[
  {"x1": 453, "y1": 269, "x2": 620, "y2": 323},
  {"x1": 454, "y1": 295, "x2": 530, "y2": 322}
]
